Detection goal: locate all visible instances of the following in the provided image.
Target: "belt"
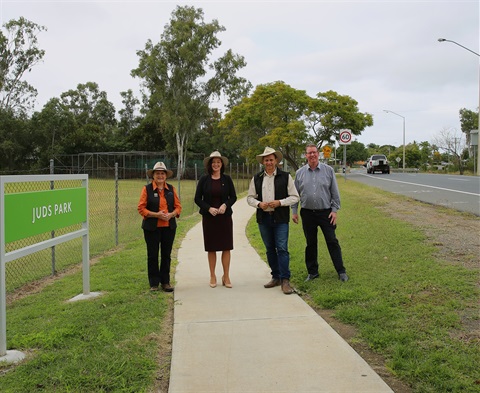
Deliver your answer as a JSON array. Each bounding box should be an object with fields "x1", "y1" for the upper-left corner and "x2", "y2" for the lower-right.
[
  {"x1": 301, "y1": 208, "x2": 331, "y2": 213},
  {"x1": 263, "y1": 210, "x2": 275, "y2": 215}
]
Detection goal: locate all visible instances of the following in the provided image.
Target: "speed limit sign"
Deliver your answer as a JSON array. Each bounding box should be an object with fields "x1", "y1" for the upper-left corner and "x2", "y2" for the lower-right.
[{"x1": 339, "y1": 129, "x2": 352, "y2": 145}]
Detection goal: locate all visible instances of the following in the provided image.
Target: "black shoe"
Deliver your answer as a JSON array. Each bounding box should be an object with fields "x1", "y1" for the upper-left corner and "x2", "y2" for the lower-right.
[
  {"x1": 304, "y1": 273, "x2": 319, "y2": 282},
  {"x1": 339, "y1": 273, "x2": 349, "y2": 282},
  {"x1": 161, "y1": 283, "x2": 174, "y2": 292}
]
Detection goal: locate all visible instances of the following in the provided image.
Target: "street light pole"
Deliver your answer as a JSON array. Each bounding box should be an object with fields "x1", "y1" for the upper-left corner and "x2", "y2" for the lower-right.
[
  {"x1": 437, "y1": 38, "x2": 480, "y2": 56},
  {"x1": 438, "y1": 38, "x2": 480, "y2": 176},
  {"x1": 384, "y1": 110, "x2": 406, "y2": 171}
]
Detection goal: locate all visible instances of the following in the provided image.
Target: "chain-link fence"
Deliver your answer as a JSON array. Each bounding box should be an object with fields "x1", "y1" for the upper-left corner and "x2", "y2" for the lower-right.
[{"x1": 3, "y1": 158, "x2": 259, "y2": 292}]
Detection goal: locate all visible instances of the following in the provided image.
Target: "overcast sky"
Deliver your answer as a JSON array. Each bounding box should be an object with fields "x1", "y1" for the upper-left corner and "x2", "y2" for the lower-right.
[{"x1": 1, "y1": 0, "x2": 479, "y2": 147}]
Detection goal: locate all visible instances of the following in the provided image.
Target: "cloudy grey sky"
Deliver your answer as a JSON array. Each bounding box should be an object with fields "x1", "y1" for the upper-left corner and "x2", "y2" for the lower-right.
[{"x1": 1, "y1": 0, "x2": 479, "y2": 147}]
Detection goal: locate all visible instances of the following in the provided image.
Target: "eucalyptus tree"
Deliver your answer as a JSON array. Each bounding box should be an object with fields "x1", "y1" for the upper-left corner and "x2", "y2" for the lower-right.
[
  {"x1": 58, "y1": 82, "x2": 117, "y2": 152},
  {"x1": 305, "y1": 90, "x2": 373, "y2": 149},
  {"x1": 221, "y1": 81, "x2": 310, "y2": 170},
  {"x1": 0, "y1": 108, "x2": 32, "y2": 170},
  {"x1": 30, "y1": 97, "x2": 77, "y2": 166},
  {"x1": 433, "y1": 127, "x2": 467, "y2": 174},
  {"x1": 32, "y1": 82, "x2": 117, "y2": 159},
  {"x1": 344, "y1": 140, "x2": 368, "y2": 163},
  {"x1": 0, "y1": 17, "x2": 46, "y2": 115},
  {"x1": 118, "y1": 89, "x2": 141, "y2": 137},
  {"x1": 459, "y1": 107, "x2": 478, "y2": 157},
  {"x1": 131, "y1": 5, "x2": 251, "y2": 177}
]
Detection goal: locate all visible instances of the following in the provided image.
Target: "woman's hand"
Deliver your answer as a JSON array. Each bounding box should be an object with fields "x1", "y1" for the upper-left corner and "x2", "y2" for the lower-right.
[
  {"x1": 158, "y1": 211, "x2": 172, "y2": 221},
  {"x1": 217, "y1": 204, "x2": 227, "y2": 214},
  {"x1": 208, "y1": 207, "x2": 219, "y2": 216}
]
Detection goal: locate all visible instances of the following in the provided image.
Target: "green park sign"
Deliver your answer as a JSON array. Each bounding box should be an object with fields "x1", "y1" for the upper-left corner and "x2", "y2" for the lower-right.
[{"x1": 4, "y1": 187, "x2": 87, "y2": 243}]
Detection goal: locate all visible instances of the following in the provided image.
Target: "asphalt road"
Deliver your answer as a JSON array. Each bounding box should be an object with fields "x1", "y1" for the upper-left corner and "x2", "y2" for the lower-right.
[{"x1": 344, "y1": 169, "x2": 480, "y2": 216}]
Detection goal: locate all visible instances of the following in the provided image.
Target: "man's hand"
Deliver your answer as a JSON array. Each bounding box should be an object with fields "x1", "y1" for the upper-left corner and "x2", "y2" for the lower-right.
[
  {"x1": 292, "y1": 213, "x2": 299, "y2": 224},
  {"x1": 329, "y1": 211, "x2": 337, "y2": 225}
]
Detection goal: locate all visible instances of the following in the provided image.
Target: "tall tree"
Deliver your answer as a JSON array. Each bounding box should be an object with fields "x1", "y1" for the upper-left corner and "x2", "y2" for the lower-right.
[
  {"x1": 305, "y1": 90, "x2": 373, "y2": 149},
  {"x1": 30, "y1": 97, "x2": 77, "y2": 164},
  {"x1": 59, "y1": 82, "x2": 117, "y2": 152},
  {"x1": 131, "y1": 5, "x2": 251, "y2": 177},
  {"x1": 345, "y1": 140, "x2": 368, "y2": 164},
  {"x1": 433, "y1": 127, "x2": 467, "y2": 174},
  {"x1": 0, "y1": 17, "x2": 46, "y2": 115},
  {"x1": 459, "y1": 107, "x2": 479, "y2": 156},
  {"x1": 221, "y1": 81, "x2": 309, "y2": 170},
  {"x1": 0, "y1": 108, "x2": 32, "y2": 170},
  {"x1": 118, "y1": 89, "x2": 141, "y2": 137}
]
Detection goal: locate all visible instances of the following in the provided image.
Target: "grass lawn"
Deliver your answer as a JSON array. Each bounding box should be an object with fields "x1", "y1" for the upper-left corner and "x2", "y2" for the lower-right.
[
  {"x1": 1, "y1": 180, "x2": 478, "y2": 392},
  {"x1": 248, "y1": 180, "x2": 480, "y2": 393}
]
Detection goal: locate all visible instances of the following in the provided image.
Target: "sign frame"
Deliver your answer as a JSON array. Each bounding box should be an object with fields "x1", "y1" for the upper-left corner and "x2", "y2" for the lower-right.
[{"x1": 0, "y1": 174, "x2": 90, "y2": 360}]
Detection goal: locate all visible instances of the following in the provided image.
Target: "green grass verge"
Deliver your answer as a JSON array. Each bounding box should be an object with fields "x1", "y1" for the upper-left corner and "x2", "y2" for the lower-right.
[
  {"x1": 1, "y1": 180, "x2": 478, "y2": 392},
  {"x1": 0, "y1": 213, "x2": 202, "y2": 393},
  {"x1": 247, "y1": 180, "x2": 480, "y2": 393}
]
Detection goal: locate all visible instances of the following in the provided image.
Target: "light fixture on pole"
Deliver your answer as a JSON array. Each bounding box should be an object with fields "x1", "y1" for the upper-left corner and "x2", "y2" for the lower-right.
[
  {"x1": 384, "y1": 110, "x2": 406, "y2": 171},
  {"x1": 438, "y1": 38, "x2": 480, "y2": 176},
  {"x1": 437, "y1": 38, "x2": 480, "y2": 56}
]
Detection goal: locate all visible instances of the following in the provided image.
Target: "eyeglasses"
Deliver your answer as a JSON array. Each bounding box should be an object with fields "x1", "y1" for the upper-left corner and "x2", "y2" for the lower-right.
[{"x1": 306, "y1": 151, "x2": 318, "y2": 155}]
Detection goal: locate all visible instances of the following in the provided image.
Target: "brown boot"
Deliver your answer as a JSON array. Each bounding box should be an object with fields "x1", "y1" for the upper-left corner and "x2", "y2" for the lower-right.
[
  {"x1": 264, "y1": 278, "x2": 281, "y2": 288},
  {"x1": 281, "y1": 279, "x2": 294, "y2": 295}
]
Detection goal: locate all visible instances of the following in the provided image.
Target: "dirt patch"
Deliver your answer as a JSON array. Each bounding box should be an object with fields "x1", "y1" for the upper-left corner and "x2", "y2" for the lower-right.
[{"x1": 150, "y1": 296, "x2": 174, "y2": 393}]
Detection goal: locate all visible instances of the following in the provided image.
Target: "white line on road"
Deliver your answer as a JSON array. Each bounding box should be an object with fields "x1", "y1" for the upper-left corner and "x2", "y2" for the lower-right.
[{"x1": 360, "y1": 174, "x2": 480, "y2": 197}]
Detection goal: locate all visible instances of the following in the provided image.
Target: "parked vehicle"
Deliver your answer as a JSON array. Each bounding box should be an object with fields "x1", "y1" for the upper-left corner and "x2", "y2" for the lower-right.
[{"x1": 366, "y1": 154, "x2": 390, "y2": 174}]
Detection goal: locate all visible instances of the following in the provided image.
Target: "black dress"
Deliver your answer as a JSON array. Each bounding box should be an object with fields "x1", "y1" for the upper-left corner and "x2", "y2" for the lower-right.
[{"x1": 202, "y1": 178, "x2": 233, "y2": 251}]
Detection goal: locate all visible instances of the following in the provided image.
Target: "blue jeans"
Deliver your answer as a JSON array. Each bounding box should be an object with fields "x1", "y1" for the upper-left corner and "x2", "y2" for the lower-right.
[{"x1": 258, "y1": 213, "x2": 290, "y2": 279}]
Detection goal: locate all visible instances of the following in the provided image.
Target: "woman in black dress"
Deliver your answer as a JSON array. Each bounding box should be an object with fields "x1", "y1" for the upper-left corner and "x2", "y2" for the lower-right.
[{"x1": 194, "y1": 151, "x2": 237, "y2": 288}]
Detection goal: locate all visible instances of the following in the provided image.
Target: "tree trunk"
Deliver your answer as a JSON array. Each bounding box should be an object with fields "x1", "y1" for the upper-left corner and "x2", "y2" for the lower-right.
[{"x1": 176, "y1": 131, "x2": 188, "y2": 179}]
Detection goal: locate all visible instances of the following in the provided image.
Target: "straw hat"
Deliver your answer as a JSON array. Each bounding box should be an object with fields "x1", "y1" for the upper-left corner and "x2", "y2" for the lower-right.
[
  {"x1": 203, "y1": 151, "x2": 229, "y2": 168},
  {"x1": 256, "y1": 147, "x2": 283, "y2": 164},
  {"x1": 146, "y1": 162, "x2": 173, "y2": 178}
]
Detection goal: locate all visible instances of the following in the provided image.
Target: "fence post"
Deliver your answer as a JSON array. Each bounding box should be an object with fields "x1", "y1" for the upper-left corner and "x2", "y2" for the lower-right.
[
  {"x1": 50, "y1": 159, "x2": 56, "y2": 276},
  {"x1": 115, "y1": 163, "x2": 119, "y2": 246}
]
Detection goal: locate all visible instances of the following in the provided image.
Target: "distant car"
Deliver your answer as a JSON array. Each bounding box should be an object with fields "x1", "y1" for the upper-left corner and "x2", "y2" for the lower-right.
[{"x1": 366, "y1": 154, "x2": 390, "y2": 174}]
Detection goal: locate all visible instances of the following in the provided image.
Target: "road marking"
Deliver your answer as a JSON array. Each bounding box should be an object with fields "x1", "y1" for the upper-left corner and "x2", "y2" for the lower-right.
[{"x1": 360, "y1": 174, "x2": 480, "y2": 196}]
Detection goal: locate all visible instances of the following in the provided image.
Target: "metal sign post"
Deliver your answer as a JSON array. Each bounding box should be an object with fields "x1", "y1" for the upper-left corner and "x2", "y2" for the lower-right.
[{"x1": 338, "y1": 129, "x2": 352, "y2": 181}]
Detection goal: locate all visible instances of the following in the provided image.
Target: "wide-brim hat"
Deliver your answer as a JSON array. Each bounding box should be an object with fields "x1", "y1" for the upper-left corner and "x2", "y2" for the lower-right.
[
  {"x1": 147, "y1": 162, "x2": 173, "y2": 178},
  {"x1": 203, "y1": 151, "x2": 229, "y2": 168},
  {"x1": 256, "y1": 147, "x2": 283, "y2": 164}
]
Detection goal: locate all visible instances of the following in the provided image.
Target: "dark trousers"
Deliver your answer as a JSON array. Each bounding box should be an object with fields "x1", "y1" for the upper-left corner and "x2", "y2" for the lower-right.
[
  {"x1": 300, "y1": 209, "x2": 346, "y2": 275},
  {"x1": 143, "y1": 226, "x2": 176, "y2": 287}
]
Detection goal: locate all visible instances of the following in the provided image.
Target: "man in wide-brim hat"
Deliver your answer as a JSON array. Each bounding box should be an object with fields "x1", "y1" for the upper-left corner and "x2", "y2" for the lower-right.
[
  {"x1": 203, "y1": 151, "x2": 229, "y2": 168},
  {"x1": 147, "y1": 162, "x2": 173, "y2": 178},
  {"x1": 247, "y1": 146, "x2": 299, "y2": 295},
  {"x1": 256, "y1": 146, "x2": 283, "y2": 164}
]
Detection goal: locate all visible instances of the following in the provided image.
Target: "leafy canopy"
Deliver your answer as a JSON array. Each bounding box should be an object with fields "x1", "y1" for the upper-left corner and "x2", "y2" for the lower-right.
[
  {"x1": 131, "y1": 5, "x2": 251, "y2": 177},
  {"x1": 0, "y1": 17, "x2": 46, "y2": 115}
]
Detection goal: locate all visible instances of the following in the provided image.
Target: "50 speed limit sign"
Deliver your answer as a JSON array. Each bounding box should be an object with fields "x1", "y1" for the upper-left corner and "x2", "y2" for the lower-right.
[{"x1": 339, "y1": 129, "x2": 352, "y2": 145}]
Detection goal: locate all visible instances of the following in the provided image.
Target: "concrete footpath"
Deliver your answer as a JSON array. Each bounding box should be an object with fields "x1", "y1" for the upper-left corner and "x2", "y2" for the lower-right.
[{"x1": 168, "y1": 198, "x2": 394, "y2": 393}]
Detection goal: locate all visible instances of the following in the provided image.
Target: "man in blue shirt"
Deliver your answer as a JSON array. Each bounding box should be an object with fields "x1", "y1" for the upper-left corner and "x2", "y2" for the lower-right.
[{"x1": 292, "y1": 143, "x2": 349, "y2": 282}]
